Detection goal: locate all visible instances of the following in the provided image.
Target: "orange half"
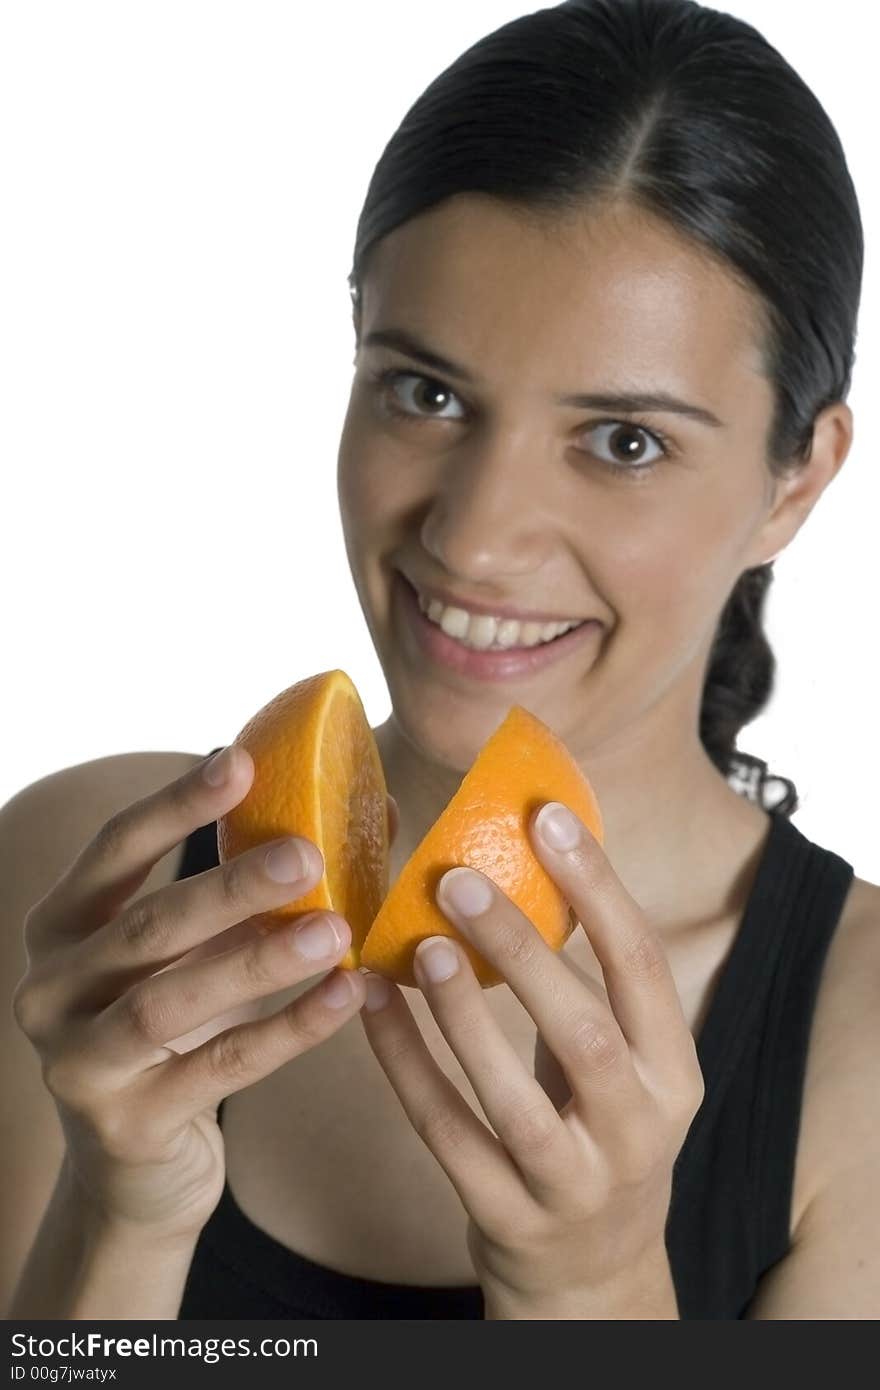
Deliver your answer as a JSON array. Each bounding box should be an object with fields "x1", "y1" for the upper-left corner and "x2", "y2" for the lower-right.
[
  {"x1": 360, "y1": 704, "x2": 604, "y2": 988},
  {"x1": 216, "y1": 669, "x2": 389, "y2": 970}
]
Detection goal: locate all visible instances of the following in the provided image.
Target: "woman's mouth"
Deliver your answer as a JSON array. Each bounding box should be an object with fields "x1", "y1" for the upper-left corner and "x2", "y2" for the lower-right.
[{"x1": 393, "y1": 571, "x2": 603, "y2": 684}]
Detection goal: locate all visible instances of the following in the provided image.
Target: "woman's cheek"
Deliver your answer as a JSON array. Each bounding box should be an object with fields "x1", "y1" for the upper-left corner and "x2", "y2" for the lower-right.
[
  {"x1": 642, "y1": 488, "x2": 749, "y2": 609},
  {"x1": 338, "y1": 418, "x2": 395, "y2": 537},
  {"x1": 594, "y1": 506, "x2": 738, "y2": 672}
]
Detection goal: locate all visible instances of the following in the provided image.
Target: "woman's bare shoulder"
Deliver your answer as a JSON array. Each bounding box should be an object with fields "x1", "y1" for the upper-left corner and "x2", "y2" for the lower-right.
[
  {"x1": 2, "y1": 749, "x2": 207, "y2": 909},
  {"x1": 793, "y1": 872, "x2": 880, "y2": 1232},
  {"x1": 4, "y1": 748, "x2": 207, "y2": 816},
  {"x1": 804, "y1": 871, "x2": 879, "y2": 1092}
]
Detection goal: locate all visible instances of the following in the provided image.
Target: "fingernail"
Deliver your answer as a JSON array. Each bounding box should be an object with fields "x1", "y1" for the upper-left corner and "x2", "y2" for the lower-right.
[
  {"x1": 322, "y1": 970, "x2": 355, "y2": 1009},
  {"x1": 203, "y1": 746, "x2": 233, "y2": 786},
  {"x1": 294, "y1": 914, "x2": 346, "y2": 959},
  {"x1": 363, "y1": 972, "x2": 393, "y2": 1012},
  {"x1": 535, "y1": 802, "x2": 580, "y2": 851},
  {"x1": 264, "y1": 839, "x2": 311, "y2": 883},
  {"x1": 439, "y1": 867, "x2": 493, "y2": 917},
  {"x1": 415, "y1": 937, "x2": 459, "y2": 983}
]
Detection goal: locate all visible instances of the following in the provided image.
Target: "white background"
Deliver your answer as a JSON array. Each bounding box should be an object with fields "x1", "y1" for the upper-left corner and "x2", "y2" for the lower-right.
[{"x1": 1, "y1": 1, "x2": 876, "y2": 879}]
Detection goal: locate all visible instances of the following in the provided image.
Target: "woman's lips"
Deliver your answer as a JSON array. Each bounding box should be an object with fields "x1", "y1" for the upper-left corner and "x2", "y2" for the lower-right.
[{"x1": 393, "y1": 570, "x2": 602, "y2": 683}]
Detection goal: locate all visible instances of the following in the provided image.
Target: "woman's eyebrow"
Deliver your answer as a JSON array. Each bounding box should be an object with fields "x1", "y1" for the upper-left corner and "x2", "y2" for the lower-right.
[{"x1": 361, "y1": 326, "x2": 726, "y2": 428}]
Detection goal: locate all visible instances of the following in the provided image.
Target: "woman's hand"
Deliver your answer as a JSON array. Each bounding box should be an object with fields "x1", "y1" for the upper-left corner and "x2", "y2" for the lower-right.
[
  {"x1": 11, "y1": 748, "x2": 391, "y2": 1246},
  {"x1": 358, "y1": 801, "x2": 705, "y2": 1319}
]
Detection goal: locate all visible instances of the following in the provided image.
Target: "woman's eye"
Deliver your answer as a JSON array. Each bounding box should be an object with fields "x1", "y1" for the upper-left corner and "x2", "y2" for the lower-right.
[
  {"x1": 380, "y1": 371, "x2": 466, "y2": 421},
  {"x1": 375, "y1": 370, "x2": 669, "y2": 472},
  {"x1": 582, "y1": 421, "x2": 667, "y2": 470}
]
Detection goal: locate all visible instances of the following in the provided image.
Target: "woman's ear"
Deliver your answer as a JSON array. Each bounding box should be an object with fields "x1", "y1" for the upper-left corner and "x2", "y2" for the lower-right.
[{"x1": 752, "y1": 400, "x2": 854, "y2": 566}]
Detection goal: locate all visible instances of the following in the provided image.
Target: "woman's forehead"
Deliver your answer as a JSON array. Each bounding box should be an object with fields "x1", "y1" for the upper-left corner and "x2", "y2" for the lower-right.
[{"x1": 360, "y1": 196, "x2": 769, "y2": 414}]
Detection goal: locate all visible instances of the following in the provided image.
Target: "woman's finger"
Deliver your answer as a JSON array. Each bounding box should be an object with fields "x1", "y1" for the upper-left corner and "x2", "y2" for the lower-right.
[
  {"x1": 21, "y1": 829, "x2": 325, "y2": 1035},
  {"x1": 89, "y1": 911, "x2": 353, "y2": 1078},
  {"x1": 358, "y1": 974, "x2": 527, "y2": 1230},
  {"x1": 435, "y1": 864, "x2": 645, "y2": 1135},
  {"x1": 411, "y1": 936, "x2": 579, "y2": 1199},
  {"x1": 528, "y1": 804, "x2": 701, "y2": 1094},
  {"x1": 154, "y1": 966, "x2": 367, "y2": 1127},
  {"x1": 28, "y1": 746, "x2": 255, "y2": 940},
  {"x1": 79, "y1": 833, "x2": 324, "y2": 1000}
]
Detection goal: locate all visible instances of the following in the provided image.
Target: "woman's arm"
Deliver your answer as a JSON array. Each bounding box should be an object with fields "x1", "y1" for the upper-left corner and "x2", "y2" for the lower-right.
[{"x1": 8, "y1": 1152, "x2": 198, "y2": 1319}]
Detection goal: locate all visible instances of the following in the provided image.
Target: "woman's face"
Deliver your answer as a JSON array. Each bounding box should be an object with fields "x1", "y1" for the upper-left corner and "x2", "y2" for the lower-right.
[{"x1": 337, "y1": 194, "x2": 791, "y2": 773}]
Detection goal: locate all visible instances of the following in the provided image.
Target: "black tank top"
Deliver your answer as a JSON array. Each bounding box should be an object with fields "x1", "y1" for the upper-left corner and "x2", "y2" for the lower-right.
[{"x1": 176, "y1": 751, "x2": 855, "y2": 1320}]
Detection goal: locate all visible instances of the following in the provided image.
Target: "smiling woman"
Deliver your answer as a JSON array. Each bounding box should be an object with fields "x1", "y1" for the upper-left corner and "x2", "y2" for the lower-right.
[
  {"x1": 185, "y1": 0, "x2": 870, "y2": 1318},
  {"x1": 329, "y1": 0, "x2": 868, "y2": 1316},
  {"x1": 5, "y1": 0, "x2": 876, "y2": 1329}
]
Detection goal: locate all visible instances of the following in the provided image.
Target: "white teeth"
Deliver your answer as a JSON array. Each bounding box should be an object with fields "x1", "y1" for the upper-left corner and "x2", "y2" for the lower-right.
[
  {"x1": 495, "y1": 618, "x2": 525, "y2": 649},
  {"x1": 417, "y1": 590, "x2": 583, "y2": 650},
  {"x1": 452, "y1": 612, "x2": 496, "y2": 649}
]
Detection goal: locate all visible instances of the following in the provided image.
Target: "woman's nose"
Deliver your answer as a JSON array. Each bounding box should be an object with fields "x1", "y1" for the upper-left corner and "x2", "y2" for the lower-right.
[{"x1": 418, "y1": 441, "x2": 556, "y2": 581}]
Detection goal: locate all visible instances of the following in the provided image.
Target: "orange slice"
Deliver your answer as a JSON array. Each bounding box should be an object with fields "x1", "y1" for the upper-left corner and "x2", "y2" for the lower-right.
[
  {"x1": 216, "y1": 669, "x2": 389, "y2": 970},
  {"x1": 360, "y1": 704, "x2": 604, "y2": 989}
]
